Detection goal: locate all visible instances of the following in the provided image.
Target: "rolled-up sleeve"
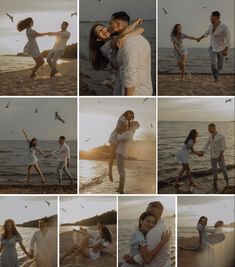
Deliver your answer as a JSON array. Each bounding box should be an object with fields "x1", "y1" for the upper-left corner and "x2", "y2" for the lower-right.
[{"x1": 224, "y1": 25, "x2": 231, "y2": 47}]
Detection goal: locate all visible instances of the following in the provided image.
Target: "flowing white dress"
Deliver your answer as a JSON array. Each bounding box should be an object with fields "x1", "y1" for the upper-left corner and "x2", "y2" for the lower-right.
[
  {"x1": 176, "y1": 139, "x2": 194, "y2": 164},
  {"x1": 24, "y1": 28, "x2": 41, "y2": 57}
]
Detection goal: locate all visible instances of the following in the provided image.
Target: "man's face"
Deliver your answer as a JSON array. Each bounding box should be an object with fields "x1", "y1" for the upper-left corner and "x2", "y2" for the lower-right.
[
  {"x1": 61, "y1": 22, "x2": 68, "y2": 31},
  {"x1": 210, "y1": 15, "x2": 219, "y2": 24},
  {"x1": 39, "y1": 220, "x2": 47, "y2": 229},
  {"x1": 208, "y1": 126, "x2": 215, "y2": 134},
  {"x1": 58, "y1": 138, "x2": 64, "y2": 144},
  {"x1": 149, "y1": 207, "x2": 163, "y2": 220},
  {"x1": 109, "y1": 18, "x2": 128, "y2": 34}
]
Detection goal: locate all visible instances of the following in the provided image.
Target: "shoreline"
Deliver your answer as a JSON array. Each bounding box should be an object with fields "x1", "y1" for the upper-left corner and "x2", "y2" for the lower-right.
[{"x1": 0, "y1": 60, "x2": 77, "y2": 96}]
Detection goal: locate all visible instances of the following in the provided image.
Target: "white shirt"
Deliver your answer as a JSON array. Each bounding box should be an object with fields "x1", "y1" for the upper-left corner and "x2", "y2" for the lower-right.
[
  {"x1": 52, "y1": 143, "x2": 71, "y2": 163},
  {"x1": 203, "y1": 23, "x2": 231, "y2": 52},
  {"x1": 203, "y1": 133, "x2": 226, "y2": 159},
  {"x1": 116, "y1": 130, "x2": 134, "y2": 158},
  {"x1": 145, "y1": 219, "x2": 170, "y2": 267},
  {"x1": 117, "y1": 35, "x2": 153, "y2": 96},
  {"x1": 53, "y1": 30, "x2": 70, "y2": 51}
]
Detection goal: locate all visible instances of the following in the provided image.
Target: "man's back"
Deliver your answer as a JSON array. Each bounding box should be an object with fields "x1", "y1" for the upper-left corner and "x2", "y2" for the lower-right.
[{"x1": 117, "y1": 35, "x2": 153, "y2": 96}]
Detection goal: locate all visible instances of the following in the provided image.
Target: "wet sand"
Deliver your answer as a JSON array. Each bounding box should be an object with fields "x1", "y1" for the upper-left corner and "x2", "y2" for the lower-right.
[
  {"x1": 158, "y1": 73, "x2": 235, "y2": 96},
  {"x1": 0, "y1": 60, "x2": 77, "y2": 96},
  {"x1": 60, "y1": 225, "x2": 116, "y2": 267}
]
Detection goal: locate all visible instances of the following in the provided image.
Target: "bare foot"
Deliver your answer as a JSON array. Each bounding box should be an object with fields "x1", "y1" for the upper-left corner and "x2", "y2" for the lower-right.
[{"x1": 108, "y1": 173, "x2": 113, "y2": 182}]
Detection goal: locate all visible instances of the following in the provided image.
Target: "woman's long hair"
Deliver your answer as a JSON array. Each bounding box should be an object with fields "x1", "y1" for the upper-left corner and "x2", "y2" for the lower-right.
[
  {"x1": 138, "y1": 211, "x2": 156, "y2": 230},
  {"x1": 17, "y1": 17, "x2": 33, "y2": 32},
  {"x1": 29, "y1": 138, "x2": 37, "y2": 148},
  {"x1": 185, "y1": 129, "x2": 197, "y2": 145},
  {"x1": 89, "y1": 24, "x2": 109, "y2": 70},
  {"x1": 197, "y1": 216, "x2": 208, "y2": 226},
  {"x1": 171, "y1": 24, "x2": 181, "y2": 37},
  {"x1": 101, "y1": 225, "x2": 112, "y2": 243},
  {"x1": 1, "y1": 219, "x2": 22, "y2": 240}
]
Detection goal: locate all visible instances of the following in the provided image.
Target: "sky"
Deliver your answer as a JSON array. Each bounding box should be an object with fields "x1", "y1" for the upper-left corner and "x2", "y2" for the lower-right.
[
  {"x1": 178, "y1": 196, "x2": 235, "y2": 227},
  {"x1": 0, "y1": 196, "x2": 57, "y2": 225},
  {"x1": 60, "y1": 196, "x2": 116, "y2": 224},
  {"x1": 0, "y1": 0, "x2": 77, "y2": 54},
  {"x1": 80, "y1": 98, "x2": 156, "y2": 150},
  {"x1": 119, "y1": 196, "x2": 175, "y2": 221},
  {"x1": 0, "y1": 98, "x2": 77, "y2": 140},
  {"x1": 80, "y1": 0, "x2": 156, "y2": 21},
  {"x1": 158, "y1": 97, "x2": 234, "y2": 122},
  {"x1": 158, "y1": 0, "x2": 235, "y2": 48}
]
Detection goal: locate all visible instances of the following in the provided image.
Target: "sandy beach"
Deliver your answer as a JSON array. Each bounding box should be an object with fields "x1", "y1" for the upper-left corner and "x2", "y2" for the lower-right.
[
  {"x1": 158, "y1": 74, "x2": 235, "y2": 96},
  {"x1": 0, "y1": 60, "x2": 77, "y2": 96},
  {"x1": 80, "y1": 159, "x2": 156, "y2": 194},
  {"x1": 60, "y1": 225, "x2": 116, "y2": 267}
]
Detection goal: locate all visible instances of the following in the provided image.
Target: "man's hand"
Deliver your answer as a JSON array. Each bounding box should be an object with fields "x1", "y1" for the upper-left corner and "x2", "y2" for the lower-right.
[
  {"x1": 196, "y1": 37, "x2": 202, "y2": 43},
  {"x1": 198, "y1": 151, "x2": 204, "y2": 157},
  {"x1": 125, "y1": 87, "x2": 135, "y2": 96},
  {"x1": 223, "y1": 48, "x2": 228, "y2": 56},
  {"x1": 218, "y1": 151, "x2": 224, "y2": 160},
  {"x1": 123, "y1": 254, "x2": 136, "y2": 264}
]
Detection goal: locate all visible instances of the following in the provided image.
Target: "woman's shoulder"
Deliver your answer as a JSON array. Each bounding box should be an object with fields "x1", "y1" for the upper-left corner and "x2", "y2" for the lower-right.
[{"x1": 130, "y1": 230, "x2": 146, "y2": 243}]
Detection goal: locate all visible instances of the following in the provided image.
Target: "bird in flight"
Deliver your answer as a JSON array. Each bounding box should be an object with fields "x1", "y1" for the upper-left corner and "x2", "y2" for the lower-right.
[
  {"x1": 80, "y1": 205, "x2": 85, "y2": 208},
  {"x1": 97, "y1": 0, "x2": 104, "y2": 4},
  {"x1": 4, "y1": 102, "x2": 11, "y2": 108},
  {"x1": 10, "y1": 130, "x2": 15, "y2": 135},
  {"x1": 142, "y1": 98, "x2": 149, "y2": 104},
  {"x1": 203, "y1": 6, "x2": 207, "y2": 9},
  {"x1": 35, "y1": 107, "x2": 38, "y2": 113},
  {"x1": 55, "y1": 111, "x2": 65, "y2": 123},
  {"x1": 45, "y1": 200, "x2": 50, "y2": 207},
  {"x1": 71, "y1": 12, "x2": 77, "y2": 17},
  {"x1": 84, "y1": 138, "x2": 92, "y2": 142},
  {"x1": 150, "y1": 123, "x2": 153, "y2": 129},
  {"x1": 24, "y1": 205, "x2": 28, "y2": 208},
  {"x1": 225, "y1": 99, "x2": 232, "y2": 103},
  {"x1": 6, "y1": 13, "x2": 14, "y2": 23},
  {"x1": 161, "y1": 8, "x2": 168, "y2": 15},
  {"x1": 60, "y1": 208, "x2": 67, "y2": 213}
]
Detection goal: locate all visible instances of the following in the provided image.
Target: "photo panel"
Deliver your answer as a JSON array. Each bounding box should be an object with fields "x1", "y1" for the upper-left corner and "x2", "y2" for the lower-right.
[
  {"x1": 0, "y1": 97, "x2": 77, "y2": 194},
  {"x1": 79, "y1": 98, "x2": 156, "y2": 194}
]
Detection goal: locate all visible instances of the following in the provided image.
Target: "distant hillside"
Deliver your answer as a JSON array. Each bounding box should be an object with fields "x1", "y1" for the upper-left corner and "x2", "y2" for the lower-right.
[
  {"x1": 17, "y1": 215, "x2": 57, "y2": 228},
  {"x1": 61, "y1": 210, "x2": 116, "y2": 226}
]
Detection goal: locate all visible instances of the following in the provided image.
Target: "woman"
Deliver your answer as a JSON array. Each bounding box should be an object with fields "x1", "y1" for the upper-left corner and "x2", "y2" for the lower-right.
[
  {"x1": 175, "y1": 129, "x2": 202, "y2": 188},
  {"x1": 0, "y1": 219, "x2": 30, "y2": 266},
  {"x1": 17, "y1": 17, "x2": 49, "y2": 78},
  {"x1": 89, "y1": 19, "x2": 144, "y2": 95},
  {"x1": 171, "y1": 24, "x2": 198, "y2": 80},
  {"x1": 60, "y1": 224, "x2": 112, "y2": 263},
  {"x1": 121, "y1": 211, "x2": 170, "y2": 266},
  {"x1": 22, "y1": 129, "x2": 47, "y2": 183},
  {"x1": 108, "y1": 110, "x2": 135, "y2": 181}
]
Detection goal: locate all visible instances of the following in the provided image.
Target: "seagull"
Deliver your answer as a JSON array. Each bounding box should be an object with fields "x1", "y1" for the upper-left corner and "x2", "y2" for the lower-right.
[
  {"x1": 203, "y1": 6, "x2": 207, "y2": 9},
  {"x1": 71, "y1": 12, "x2": 77, "y2": 17},
  {"x1": 60, "y1": 208, "x2": 67, "y2": 213},
  {"x1": 35, "y1": 107, "x2": 38, "y2": 113},
  {"x1": 80, "y1": 205, "x2": 85, "y2": 208},
  {"x1": 4, "y1": 102, "x2": 11, "y2": 108},
  {"x1": 6, "y1": 13, "x2": 14, "y2": 23},
  {"x1": 24, "y1": 205, "x2": 28, "y2": 208},
  {"x1": 161, "y1": 8, "x2": 168, "y2": 15},
  {"x1": 97, "y1": 0, "x2": 104, "y2": 4},
  {"x1": 84, "y1": 138, "x2": 92, "y2": 142},
  {"x1": 225, "y1": 99, "x2": 232, "y2": 103},
  {"x1": 45, "y1": 200, "x2": 50, "y2": 207},
  {"x1": 10, "y1": 130, "x2": 15, "y2": 135},
  {"x1": 150, "y1": 123, "x2": 153, "y2": 129},
  {"x1": 55, "y1": 111, "x2": 65, "y2": 123},
  {"x1": 142, "y1": 98, "x2": 149, "y2": 104}
]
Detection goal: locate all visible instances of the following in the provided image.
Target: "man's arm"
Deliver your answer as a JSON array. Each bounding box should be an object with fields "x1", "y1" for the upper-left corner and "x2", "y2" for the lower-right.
[
  {"x1": 29, "y1": 233, "x2": 36, "y2": 258},
  {"x1": 203, "y1": 137, "x2": 210, "y2": 154},
  {"x1": 197, "y1": 26, "x2": 210, "y2": 42},
  {"x1": 66, "y1": 147, "x2": 71, "y2": 167},
  {"x1": 219, "y1": 135, "x2": 226, "y2": 159},
  {"x1": 223, "y1": 26, "x2": 231, "y2": 56}
]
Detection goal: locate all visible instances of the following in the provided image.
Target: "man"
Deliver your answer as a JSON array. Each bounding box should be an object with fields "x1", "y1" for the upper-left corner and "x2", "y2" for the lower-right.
[
  {"x1": 29, "y1": 217, "x2": 57, "y2": 267},
  {"x1": 202, "y1": 123, "x2": 229, "y2": 192},
  {"x1": 48, "y1": 136, "x2": 73, "y2": 184},
  {"x1": 109, "y1": 11, "x2": 153, "y2": 96},
  {"x1": 47, "y1": 21, "x2": 70, "y2": 77},
  {"x1": 197, "y1": 11, "x2": 231, "y2": 82},
  {"x1": 116, "y1": 121, "x2": 140, "y2": 193}
]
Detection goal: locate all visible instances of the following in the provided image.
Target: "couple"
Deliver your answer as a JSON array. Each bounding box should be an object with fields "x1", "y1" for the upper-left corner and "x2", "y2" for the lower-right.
[
  {"x1": 60, "y1": 223, "x2": 112, "y2": 264},
  {"x1": 22, "y1": 129, "x2": 73, "y2": 184},
  {"x1": 89, "y1": 11, "x2": 153, "y2": 96},
  {"x1": 0, "y1": 217, "x2": 56, "y2": 267},
  {"x1": 17, "y1": 18, "x2": 70, "y2": 78},
  {"x1": 175, "y1": 123, "x2": 229, "y2": 192},
  {"x1": 171, "y1": 11, "x2": 230, "y2": 81},
  {"x1": 108, "y1": 110, "x2": 140, "y2": 194},
  {"x1": 121, "y1": 201, "x2": 171, "y2": 267}
]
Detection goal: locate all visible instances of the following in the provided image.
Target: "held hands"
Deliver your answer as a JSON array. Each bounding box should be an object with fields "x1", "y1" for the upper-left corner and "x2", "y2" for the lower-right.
[
  {"x1": 197, "y1": 151, "x2": 204, "y2": 157},
  {"x1": 223, "y1": 49, "x2": 228, "y2": 56}
]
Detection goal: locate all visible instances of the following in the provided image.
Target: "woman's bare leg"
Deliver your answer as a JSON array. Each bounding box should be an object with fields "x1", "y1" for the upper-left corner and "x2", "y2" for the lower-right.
[
  {"x1": 186, "y1": 165, "x2": 194, "y2": 186},
  {"x1": 108, "y1": 144, "x2": 116, "y2": 182},
  {"x1": 180, "y1": 55, "x2": 187, "y2": 80},
  {"x1": 26, "y1": 165, "x2": 34, "y2": 182},
  {"x1": 33, "y1": 164, "x2": 46, "y2": 183},
  {"x1": 30, "y1": 56, "x2": 44, "y2": 78},
  {"x1": 175, "y1": 164, "x2": 186, "y2": 187}
]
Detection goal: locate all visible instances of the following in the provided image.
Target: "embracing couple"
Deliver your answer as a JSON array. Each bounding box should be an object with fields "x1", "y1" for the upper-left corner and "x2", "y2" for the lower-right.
[
  {"x1": 171, "y1": 11, "x2": 230, "y2": 81},
  {"x1": 0, "y1": 217, "x2": 56, "y2": 267},
  {"x1": 175, "y1": 123, "x2": 229, "y2": 192},
  {"x1": 89, "y1": 11, "x2": 153, "y2": 96},
  {"x1": 121, "y1": 201, "x2": 171, "y2": 267},
  {"x1": 22, "y1": 129, "x2": 73, "y2": 185},
  {"x1": 108, "y1": 110, "x2": 140, "y2": 194},
  {"x1": 17, "y1": 18, "x2": 70, "y2": 78}
]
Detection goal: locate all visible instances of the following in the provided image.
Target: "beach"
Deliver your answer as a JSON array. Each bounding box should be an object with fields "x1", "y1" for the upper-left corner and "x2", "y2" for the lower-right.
[
  {"x1": 60, "y1": 225, "x2": 116, "y2": 267},
  {"x1": 79, "y1": 159, "x2": 156, "y2": 194},
  {"x1": 0, "y1": 59, "x2": 77, "y2": 96},
  {"x1": 158, "y1": 74, "x2": 235, "y2": 96}
]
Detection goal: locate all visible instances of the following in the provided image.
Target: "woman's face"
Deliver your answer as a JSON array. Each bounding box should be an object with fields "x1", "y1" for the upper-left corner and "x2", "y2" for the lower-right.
[
  {"x1": 32, "y1": 139, "x2": 37, "y2": 146},
  {"x1": 140, "y1": 216, "x2": 156, "y2": 232},
  {"x1": 6, "y1": 221, "x2": 13, "y2": 232},
  {"x1": 201, "y1": 218, "x2": 207, "y2": 225},
  {"x1": 126, "y1": 112, "x2": 134, "y2": 121},
  {"x1": 30, "y1": 20, "x2": 34, "y2": 27},
  {"x1": 177, "y1": 25, "x2": 182, "y2": 33},
  {"x1": 95, "y1": 25, "x2": 110, "y2": 41}
]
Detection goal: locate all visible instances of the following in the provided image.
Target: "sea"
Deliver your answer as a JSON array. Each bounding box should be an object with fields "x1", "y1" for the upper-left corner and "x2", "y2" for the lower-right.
[
  {"x1": 0, "y1": 140, "x2": 77, "y2": 182},
  {"x1": 158, "y1": 121, "x2": 235, "y2": 182},
  {"x1": 119, "y1": 217, "x2": 175, "y2": 266},
  {"x1": 159, "y1": 48, "x2": 235, "y2": 74},
  {"x1": 79, "y1": 20, "x2": 156, "y2": 93}
]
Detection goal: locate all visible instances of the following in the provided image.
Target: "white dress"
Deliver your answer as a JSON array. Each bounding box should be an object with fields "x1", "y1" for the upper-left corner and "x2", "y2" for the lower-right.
[
  {"x1": 24, "y1": 28, "x2": 41, "y2": 57},
  {"x1": 27, "y1": 146, "x2": 39, "y2": 165},
  {"x1": 0, "y1": 236, "x2": 22, "y2": 267},
  {"x1": 176, "y1": 139, "x2": 194, "y2": 164},
  {"x1": 108, "y1": 115, "x2": 129, "y2": 145}
]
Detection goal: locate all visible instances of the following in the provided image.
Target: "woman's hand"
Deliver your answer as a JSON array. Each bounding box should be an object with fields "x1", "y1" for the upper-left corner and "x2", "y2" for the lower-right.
[
  {"x1": 117, "y1": 35, "x2": 127, "y2": 48},
  {"x1": 136, "y1": 18, "x2": 143, "y2": 25},
  {"x1": 161, "y1": 230, "x2": 171, "y2": 243}
]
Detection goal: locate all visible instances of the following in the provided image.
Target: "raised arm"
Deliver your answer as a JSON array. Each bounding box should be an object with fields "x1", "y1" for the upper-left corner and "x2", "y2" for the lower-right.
[
  {"x1": 121, "y1": 18, "x2": 143, "y2": 35},
  {"x1": 22, "y1": 129, "x2": 30, "y2": 144}
]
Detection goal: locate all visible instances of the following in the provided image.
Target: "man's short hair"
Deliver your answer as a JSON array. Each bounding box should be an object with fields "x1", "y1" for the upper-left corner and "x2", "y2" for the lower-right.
[
  {"x1": 211, "y1": 11, "x2": 220, "y2": 17},
  {"x1": 111, "y1": 11, "x2": 130, "y2": 23},
  {"x1": 59, "y1": 136, "x2": 66, "y2": 140},
  {"x1": 40, "y1": 217, "x2": 48, "y2": 223},
  {"x1": 63, "y1": 21, "x2": 69, "y2": 26},
  {"x1": 208, "y1": 123, "x2": 216, "y2": 128},
  {"x1": 147, "y1": 201, "x2": 164, "y2": 211}
]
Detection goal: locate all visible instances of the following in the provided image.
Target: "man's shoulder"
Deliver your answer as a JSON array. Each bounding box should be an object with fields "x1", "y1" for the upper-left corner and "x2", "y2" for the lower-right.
[{"x1": 124, "y1": 35, "x2": 149, "y2": 46}]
